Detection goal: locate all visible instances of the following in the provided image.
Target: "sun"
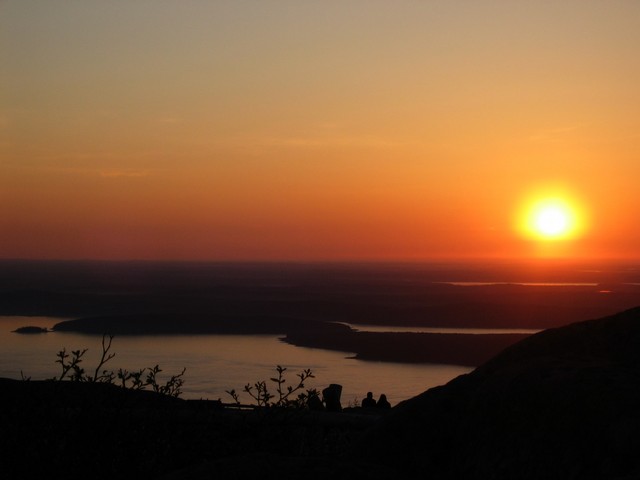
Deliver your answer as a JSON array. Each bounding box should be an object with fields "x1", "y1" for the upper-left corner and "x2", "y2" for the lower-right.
[
  {"x1": 532, "y1": 203, "x2": 571, "y2": 238},
  {"x1": 517, "y1": 191, "x2": 587, "y2": 242}
]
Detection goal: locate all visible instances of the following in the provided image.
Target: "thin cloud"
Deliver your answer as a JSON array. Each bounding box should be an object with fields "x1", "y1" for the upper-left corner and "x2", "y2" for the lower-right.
[
  {"x1": 261, "y1": 135, "x2": 406, "y2": 149},
  {"x1": 99, "y1": 169, "x2": 151, "y2": 178},
  {"x1": 529, "y1": 124, "x2": 585, "y2": 142},
  {"x1": 157, "y1": 116, "x2": 184, "y2": 124}
]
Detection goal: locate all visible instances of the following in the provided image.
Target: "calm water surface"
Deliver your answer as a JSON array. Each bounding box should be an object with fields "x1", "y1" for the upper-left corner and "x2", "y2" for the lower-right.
[{"x1": 0, "y1": 316, "x2": 471, "y2": 405}]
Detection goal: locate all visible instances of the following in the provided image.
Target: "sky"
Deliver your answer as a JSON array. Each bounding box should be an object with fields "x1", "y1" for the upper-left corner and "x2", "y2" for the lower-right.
[{"x1": 1, "y1": 1, "x2": 639, "y2": 261}]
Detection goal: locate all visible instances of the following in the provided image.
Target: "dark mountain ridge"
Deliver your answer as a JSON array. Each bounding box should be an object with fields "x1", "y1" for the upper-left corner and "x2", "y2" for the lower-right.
[{"x1": 357, "y1": 306, "x2": 640, "y2": 479}]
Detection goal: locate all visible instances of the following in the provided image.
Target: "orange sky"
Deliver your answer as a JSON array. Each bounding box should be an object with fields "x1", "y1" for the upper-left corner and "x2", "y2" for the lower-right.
[{"x1": 1, "y1": 1, "x2": 639, "y2": 261}]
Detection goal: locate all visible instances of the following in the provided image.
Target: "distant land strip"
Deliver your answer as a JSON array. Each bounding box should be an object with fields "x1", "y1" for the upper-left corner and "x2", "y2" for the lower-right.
[
  {"x1": 283, "y1": 329, "x2": 530, "y2": 366},
  {"x1": 52, "y1": 314, "x2": 348, "y2": 336},
  {"x1": 52, "y1": 314, "x2": 529, "y2": 366}
]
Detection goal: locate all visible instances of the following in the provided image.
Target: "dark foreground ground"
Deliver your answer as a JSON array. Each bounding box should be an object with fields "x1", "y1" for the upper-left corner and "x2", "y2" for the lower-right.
[
  {"x1": 0, "y1": 378, "x2": 394, "y2": 479},
  {"x1": 4, "y1": 306, "x2": 640, "y2": 479}
]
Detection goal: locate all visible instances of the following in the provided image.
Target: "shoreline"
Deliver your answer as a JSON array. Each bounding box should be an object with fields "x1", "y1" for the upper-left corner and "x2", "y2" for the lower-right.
[
  {"x1": 283, "y1": 329, "x2": 530, "y2": 366},
  {"x1": 47, "y1": 314, "x2": 531, "y2": 366}
]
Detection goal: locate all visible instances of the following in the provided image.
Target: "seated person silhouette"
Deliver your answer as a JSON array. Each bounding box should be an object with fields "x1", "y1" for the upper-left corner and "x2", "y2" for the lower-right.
[
  {"x1": 376, "y1": 393, "x2": 391, "y2": 409},
  {"x1": 361, "y1": 391, "x2": 377, "y2": 408}
]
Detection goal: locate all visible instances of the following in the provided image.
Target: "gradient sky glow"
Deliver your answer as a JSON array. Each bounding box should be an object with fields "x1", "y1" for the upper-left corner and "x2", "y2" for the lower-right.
[{"x1": 2, "y1": 1, "x2": 639, "y2": 260}]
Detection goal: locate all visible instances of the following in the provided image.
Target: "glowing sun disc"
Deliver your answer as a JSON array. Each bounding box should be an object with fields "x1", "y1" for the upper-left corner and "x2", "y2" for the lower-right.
[
  {"x1": 518, "y1": 194, "x2": 585, "y2": 242},
  {"x1": 534, "y1": 205, "x2": 570, "y2": 237}
]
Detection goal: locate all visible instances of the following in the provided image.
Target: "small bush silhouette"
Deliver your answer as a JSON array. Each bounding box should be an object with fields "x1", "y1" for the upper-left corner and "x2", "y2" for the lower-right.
[
  {"x1": 49, "y1": 334, "x2": 186, "y2": 397},
  {"x1": 226, "y1": 365, "x2": 318, "y2": 408}
]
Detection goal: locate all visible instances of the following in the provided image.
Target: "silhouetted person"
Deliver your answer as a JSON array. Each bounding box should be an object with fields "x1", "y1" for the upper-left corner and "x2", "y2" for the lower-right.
[
  {"x1": 377, "y1": 394, "x2": 391, "y2": 409},
  {"x1": 307, "y1": 391, "x2": 325, "y2": 411},
  {"x1": 361, "y1": 391, "x2": 377, "y2": 408}
]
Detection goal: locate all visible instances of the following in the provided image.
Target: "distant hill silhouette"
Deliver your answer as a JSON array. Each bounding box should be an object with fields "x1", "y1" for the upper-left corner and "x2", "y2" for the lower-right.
[
  {"x1": 356, "y1": 306, "x2": 640, "y2": 479},
  {"x1": 51, "y1": 313, "x2": 343, "y2": 335},
  {"x1": 3, "y1": 261, "x2": 640, "y2": 331}
]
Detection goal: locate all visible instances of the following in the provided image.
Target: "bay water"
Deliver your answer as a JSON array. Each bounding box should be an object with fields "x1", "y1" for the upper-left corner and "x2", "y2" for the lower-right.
[{"x1": 0, "y1": 315, "x2": 472, "y2": 406}]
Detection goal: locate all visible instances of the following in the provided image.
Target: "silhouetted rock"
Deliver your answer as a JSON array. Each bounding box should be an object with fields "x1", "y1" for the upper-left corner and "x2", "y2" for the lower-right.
[
  {"x1": 356, "y1": 306, "x2": 640, "y2": 479},
  {"x1": 323, "y1": 383, "x2": 343, "y2": 412}
]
